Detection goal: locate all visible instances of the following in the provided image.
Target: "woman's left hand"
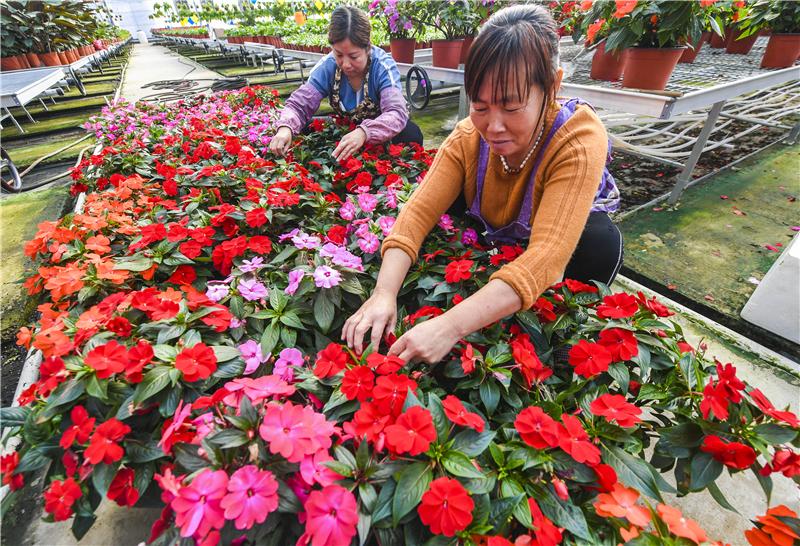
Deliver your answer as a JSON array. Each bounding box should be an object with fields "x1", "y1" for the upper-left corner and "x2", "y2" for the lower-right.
[
  {"x1": 332, "y1": 127, "x2": 367, "y2": 162},
  {"x1": 388, "y1": 315, "x2": 462, "y2": 364}
]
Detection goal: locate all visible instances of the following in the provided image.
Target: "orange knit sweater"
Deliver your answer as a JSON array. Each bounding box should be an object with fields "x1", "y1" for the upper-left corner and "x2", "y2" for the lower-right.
[{"x1": 381, "y1": 101, "x2": 610, "y2": 309}]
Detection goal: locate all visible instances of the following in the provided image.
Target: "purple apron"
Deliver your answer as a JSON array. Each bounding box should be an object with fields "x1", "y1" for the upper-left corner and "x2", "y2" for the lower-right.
[{"x1": 468, "y1": 98, "x2": 620, "y2": 245}]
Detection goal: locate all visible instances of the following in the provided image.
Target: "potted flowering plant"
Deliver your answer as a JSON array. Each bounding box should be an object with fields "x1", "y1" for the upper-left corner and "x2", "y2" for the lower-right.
[
  {"x1": 739, "y1": 0, "x2": 800, "y2": 68},
  {"x1": 577, "y1": 0, "x2": 629, "y2": 81},
  {"x1": 679, "y1": 0, "x2": 723, "y2": 63},
  {"x1": 723, "y1": 0, "x2": 759, "y2": 54},
  {"x1": 604, "y1": 0, "x2": 704, "y2": 90},
  {"x1": 368, "y1": 0, "x2": 419, "y2": 64},
  {"x1": 418, "y1": 0, "x2": 475, "y2": 68}
]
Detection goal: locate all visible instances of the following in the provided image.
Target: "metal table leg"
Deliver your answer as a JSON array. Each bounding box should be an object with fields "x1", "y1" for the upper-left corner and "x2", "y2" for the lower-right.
[
  {"x1": 786, "y1": 121, "x2": 800, "y2": 145},
  {"x1": 69, "y1": 67, "x2": 87, "y2": 96},
  {"x1": 458, "y1": 87, "x2": 470, "y2": 120},
  {"x1": 668, "y1": 100, "x2": 726, "y2": 205},
  {"x1": 19, "y1": 103, "x2": 36, "y2": 123},
  {"x1": 2, "y1": 107, "x2": 24, "y2": 133}
]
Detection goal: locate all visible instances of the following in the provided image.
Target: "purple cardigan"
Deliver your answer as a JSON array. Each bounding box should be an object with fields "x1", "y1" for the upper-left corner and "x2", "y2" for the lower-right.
[{"x1": 276, "y1": 82, "x2": 409, "y2": 144}]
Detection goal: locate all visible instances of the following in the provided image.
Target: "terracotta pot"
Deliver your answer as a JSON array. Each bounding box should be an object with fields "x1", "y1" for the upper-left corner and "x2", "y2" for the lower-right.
[
  {"x1": 16, "y1": 54, "x2": 30, "y2": 68},
  {"x1": 25, "y1": 52, "x2": 42, "y2": 67},
  {"x1": 460, "y1": 35, "x2": 474, "y2": 64},
  {"x1": 726, "y1": 28, "x2": 758, "y2": 54},
  {"x1": 761, "y1": 33, "x2": 800, "y2": 68},
  {"x1": 431, "y1": 39, "x2": 464, "y2": 68},
  {"x1": 58, "y1": 51, "x2": 70, "y2": 64},
  {"x1": 622, "y1": 47, "x2": 684, "y2": 91},
  {"x1": 679, "y1": 31, "x2": 710, "y2": 63},
  {"x1": 390, "y1": 38, "x2": 415, "y2": 64},
  {"x1": 40, "y1": 51, "x2": 61, "y2": 66},
  {"x1": 590, "y1": 41, "x2": 627, "y2": 81},
  {"x1": 1, "y1": 56, "x2": 21, "y2": 71},
  {"x1": 709, "y1": 29, "x2": 727, "y2": 48}
]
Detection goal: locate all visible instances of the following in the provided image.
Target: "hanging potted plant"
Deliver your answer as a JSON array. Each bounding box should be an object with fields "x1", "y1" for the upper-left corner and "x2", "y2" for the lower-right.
[
  {"x1": 577, "y1": 1, "x2": 628, "y2": 81},
  {"x1": 605, "y1": 0, "x2": 703, "y2": 91},
  {"x1": 369, "y1": 0, "x2": 419, "y2": 64},
  {"x1": 725, "y1": 0, "x2": 758, "y2": 53},
  {"x1": 740, "y1": 0, "x2": 800, "y2": 68},
  {"x1": 419, "y1": 0, "x2": 471, "y2": 68}
]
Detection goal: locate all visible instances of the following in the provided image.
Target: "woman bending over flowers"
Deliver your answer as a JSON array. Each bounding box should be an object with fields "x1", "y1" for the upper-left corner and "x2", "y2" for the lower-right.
[
  {"x1": 344, "y1": 4, "x2": 623, "y2": 363},
  {"x1": 269, "y1": 5, "x2": 423, "y2": 161}
]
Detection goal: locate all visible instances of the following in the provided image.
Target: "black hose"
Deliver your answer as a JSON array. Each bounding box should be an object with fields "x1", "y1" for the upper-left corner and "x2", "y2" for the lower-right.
[{"x1": 138, "y1": 76, "x2": 249, "y2": 103}]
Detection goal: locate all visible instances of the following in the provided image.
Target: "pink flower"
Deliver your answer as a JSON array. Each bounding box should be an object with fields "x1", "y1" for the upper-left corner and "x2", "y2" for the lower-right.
[
  {"x1": 438, "y1": 214, "x2": 454, "y2": 232},
  {"x1": 238, "y1": 339, "x2": 268, "y2": 374},
  {"x1": 302, "y1": 485, "x2": 358, "y2": 546},
  {"x1": 171, "y1": 469, "x2": 228, "y2": 538},
  {"x1": 313, "y1": 265, "x2": 341, "y2": 288},
  {"x1": 377, "y1": 215, "x2": 395, "y2": 236},
  {"x1": 339, "y1": 201, "x2": 356, "y2": 221},
  {"x1": 238, "y1": 277, "x2": 268, "y2": 301},
  {"x1": 358, "y1": 233, "x2": 380, "y2": 254},
  {"x1": 357, "y1": 193, "x2": 378, "y2": 213},
  {"x1": 274, "y1": 348, "x2": 304, "y2": 382},
  {"x1": 300, "y1": 452, "x2": 344, "y2": 487},
  {"x1": 292, "y1": 231, "x2": 321, "y2": 250},
  {"x1": 224, "y1": 375, "x2": 296, "y2": 405},
  {"x1": 158, "y1": 400, "x2": 193, "y2": 453},
  {"x1": 285, "y1": 269, "x2": 305, "y2": 295},
  {"x1": 259, "y1": 402, "x2": 335, "y2": 463},
  {"x1": 220, "y1": 466, "x2": 279, "y2": 530}
]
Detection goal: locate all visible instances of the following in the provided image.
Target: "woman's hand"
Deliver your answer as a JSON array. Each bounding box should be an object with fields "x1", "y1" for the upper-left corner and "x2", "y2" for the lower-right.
[
  {"x1": 342, "y1": 287, "x2": 397, "y2": 354},
  {"x1": 332, "y1": 127, "x2": 367, "y2": 162},
  {"x1": 269, "y1": 126, "x2": 293, "y2": 156},
  {"x1": 388, "y1": 314, "x2": 462, "y2": 365}
]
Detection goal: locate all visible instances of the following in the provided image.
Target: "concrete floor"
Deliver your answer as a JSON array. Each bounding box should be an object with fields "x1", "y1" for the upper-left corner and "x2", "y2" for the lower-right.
[{"x1": 119, "y1": 43, "x2": 221, "y2": 103}]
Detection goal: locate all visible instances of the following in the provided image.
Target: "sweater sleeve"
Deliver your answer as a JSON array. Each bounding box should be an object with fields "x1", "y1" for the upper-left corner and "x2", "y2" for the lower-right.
[
  {"x1": 381, "y1": 125, "x2": 468, "y2": 261},
  {"x1": 276, "y1": 83, "x2": 325, "y2": 136},
  {"x1": 490, "y1": 111, "x2": 609, "y2": 309},
  {"x1": 359, "y1": 86, "x2": 409, "y2": 144}
]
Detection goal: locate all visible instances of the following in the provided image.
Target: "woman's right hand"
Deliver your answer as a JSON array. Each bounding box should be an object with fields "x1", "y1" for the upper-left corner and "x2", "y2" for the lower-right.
[
  {"x1": 269, "y1": 127, "x2": 293, "y2": 156},
  {"x1": 342, "y1": 288, "x2": 397, "y2": 355}
]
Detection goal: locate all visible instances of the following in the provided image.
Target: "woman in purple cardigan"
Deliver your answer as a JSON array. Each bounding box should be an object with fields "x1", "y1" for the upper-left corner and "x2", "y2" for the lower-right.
[{"x1": 269, "y1": 6, "x2": 423, "y2": 162}]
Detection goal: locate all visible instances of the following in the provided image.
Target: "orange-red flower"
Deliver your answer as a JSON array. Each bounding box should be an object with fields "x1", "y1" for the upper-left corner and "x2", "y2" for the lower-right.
[
  {"x1": 175, "y1": 343, "x2": 218, "y2": 382},
  {"x1": 657, "y1": 504, "x2": 707, "y2": 544},
  {"x1": 593, "y1": 483, "x2": 651, "y2": 527},
  {"x1": 384, "y1": 406, "x2": 436, "y2": 456},
  {"x1": 442, "y1": 395, "x2": 485, "y2": 432},
  {"x1": 745, "y1": 505, "x2": 799, "y2": 546},
  {"x1": 418, "y1": 478, "x2": 474, "y2": 536},
  {"x1": 612, "y1": 0, "x2": 637, "y2": 18}
]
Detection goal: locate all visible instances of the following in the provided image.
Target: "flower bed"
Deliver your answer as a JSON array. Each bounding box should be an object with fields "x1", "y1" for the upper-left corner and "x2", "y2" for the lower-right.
[{"x1": 2, "y1": 87, "x2": 798, "y2": 546}]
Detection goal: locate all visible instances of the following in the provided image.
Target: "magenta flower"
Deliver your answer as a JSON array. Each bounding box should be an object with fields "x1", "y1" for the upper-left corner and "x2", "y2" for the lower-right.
[
  {"x1": 339, "y1": 201, "x2": 356, "y2": 221},
  {"x1": 438, "y1": 214, "x2": 455, "y2": 232},
  {"x1": 377, "y1": 216, "x2": 395, "y2": 236},
  {"x1": 357, "y1": 193, "x2": 378, "y2": 213},
  {"x1": 285, "y1": 268, "x2": 305, "y2": 295},
  {"x1": 274, "y1": 348, "x2": 304, "y2": 381},
  {"x1": 279, "y1": 228, "x2": 300, "y2": 242},
  {"x1": 258, "y1": 402, "x2": 335, "y2": 463},
  {"x1": 462, "y1": 228, "x2": 478, "y2": 246},
  {"x1": 220, "y1": 466, "x2": 279, "y2": 530},
  {"x1": 313, "y1": 266, "x2": 341, "y2": 289},
  {"x1": 300, "y1": 452, "x2": 343, "y2": 487},
  {"x1": 171, "y1": 469, "x2": 228, "y2": 538},
  {"x1": 358, "y1": 233, "x2": 380, "y2": 254},
  {"x1": 238, "y1": 339, "x2": 268, "y2": 375},
  {"x1": 301, "y1": 485, "x2": 359, "y2": 546},
  {"x1": 238, "y1": 277, "x2": 268, "y2": 301},
  {"x1": 158, "y1": 399, "x2": 193, "y2": 453},
  {"x1": 224, "y1": 375, "x2": 296, "y2": 405}
]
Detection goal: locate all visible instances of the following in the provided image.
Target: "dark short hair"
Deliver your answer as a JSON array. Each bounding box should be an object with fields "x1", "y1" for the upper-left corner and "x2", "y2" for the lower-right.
[
  {"x1": 328, "y1": 6, "x2": 371, "y2": 49},
  {"x1": 465, "y1": 4, "x2": 560, "y2": 104}
]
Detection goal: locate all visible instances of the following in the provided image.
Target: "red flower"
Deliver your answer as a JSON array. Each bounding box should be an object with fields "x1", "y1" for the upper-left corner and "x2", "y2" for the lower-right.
[
  {"x1": 1, "y1": 453, "x2": 23, "y2": 491},
  {"x1": 444, "y1": 259, "x2": 474, "y2": 284},
  {"x1": 701, "y1": 435, "x2": 757, "y2": 469},
  {"x1": 126, "y1": 339, "x2": 154, "y2": 383},
  {"x1": 373, "y1": 373, "x2": 418, "y2": 416},
  {"x1": 593, "y1": 463, "x2": 618, "y2": 493},
  {"x1": 760, "y1": 449, "x2": 800, "y2": 478},
  {"x1": 314, "y1": 343, "x2": 349, "y2": 378},
  {"x1": 749, "y1": 389, "x2": 800, "y2": 428},
  {"x1": 326, "y1": 225, "x2": 347, "y2": 245},
  {"x1": 597, "y1": 328, "x2": 638, "y2": 362},
  {"x1": 590, "y1": 394, "x2": 642, "y2": 428},
  {"x1": 43, "y1": 477, "x2": 82, "y2": 521},
  {"x1": 85, "y1": 418, "x2": 131, "y2": 464},
  {"x1": 635, "y1": 291, "x2": 673, "y2": 317},
  {"x1": 418, "y1": 478, "x2": 474, "y2": 537},
  {"x1": 366, "y1": 353, "x2": 404, "y2": 375},
  {"x1": 716, "y1": 362, "x2": 745, "y2": 403},
  {"x1": 345, "y1": 402, "x2": 391, "y2": 444},
  {"x1": 596, "y1": 293, "x2": 639, "y2": 319},
  {"x1": 406, "y1": 305, "x2": 443, "y2": 325},
  {"x1": 460, "y1": 343, "x2": 477, "y2": 374},
  {"x1": 108, "y1": 468, "x2": 140, "y2": 506},
  {"x1": 248, "y1": 235, "x2": 272, "y2": 254},
  {"x1": 84, "y1": 340, "x2": 128, "y2": 379},
  {"x1": 558, "y1": 414, "x2": 601, "y2": 466},
  {"x1": 568, "y1": 340, "x2": 612, "y2": 378},
  {"x1": 532, "y1": 297, "x2": 557, "y2": 322},
  {"x1": 555, "y1": 278, "x2": 598, "y2": 294},
  {"x1": 442, "y1": 395, "x2": 485, "y2": 432},
  {"x1": 59, "y1": 405, "x2": 96, "y2": 449},
  {"x1": 341, "y1": 366, "x2": 375, "y2": 402},
  {"x1": 511, "y1": 334, "x2": 552, "y2": 386},
  {"x1": 352, "y1": 171, "x2": 373, "y2": 189},
  {"x1": 175, "y1": 343, "x2": 218, "y2": 382},
  {"x1": 515, "y1": 406, "x2": 560, "y2": 449},
  {"x1": 529, "y1": 498, "x2": 563, "y2": 546},
  {"x1": 700, "y1": 380, "x2": 731, "y2": 421},
  {"x1": 106, "y1": 316, "x2": 133, "y2": 337},
  {"x1": 613, "y1": 0, "x2": 637, "y2": 18},
  {"x1": 384, "y1": 406, "x2": 436, "y2": 456}
]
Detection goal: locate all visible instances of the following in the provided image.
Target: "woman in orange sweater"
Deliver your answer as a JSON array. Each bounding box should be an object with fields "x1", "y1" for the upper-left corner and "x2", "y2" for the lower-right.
[{"x1": 343, "y1": 4, "x2": 622, "y2": 363}]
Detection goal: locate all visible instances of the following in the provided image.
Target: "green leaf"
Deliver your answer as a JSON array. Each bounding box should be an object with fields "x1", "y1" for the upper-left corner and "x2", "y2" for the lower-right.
[
  {"x1": 86, "y1": 374, "x2": 108, "y2": 400},
  {"x1": 660, "y1": 422, "x2": 703, "y2": 448},
  {"x1": 689, "y1": 452, "x2": 723, "y2": 491},
  {"x1": 152, "y1": 344, "x2": 178, "y2": 362},
  {"x1": 92, "y1": 463, "x2": 116, "y2": 497},
  {"x1": 357, "y1": 510, "x2": 371, "y2": 546},
  {"x1": 479, "y1": 381, "x2": 500, "y2": 415},
  {"x1": 606, "y1": 363, "x2": 629, "y2": 392},
  {"x1": 452, "y1": 428, "x2": 496, "y2": 457},
  {"x1": 707, "y1": 481, "x2": 739, "y2": 514},
  {"x1": 441, "y1": 451, "x2": 484, "y2": 478},
  {"x1": 314, "y1": 290, "x2": 335, "y2": 333},
  {"x1": 114, "y1": 255, "x2": 153, "y2": 271},
  {"x1": 488, "y1": 494, "x2": 522, "y2": 529},
  {"x1": 71, "y1": 514, "x2": 97, "y2": 541},
  {"x1": 392, "y1": 462, "x2": 433, "y2": 526},
  {"x1": 538, "y1": 485, "x2": 591, "y2": 540},
  {"x1": 207, "y1": 428, "x2": 249, "y2": 449},
  {"x1": 372, "y1": 478, "x2": 396, "y2": 523},
  {"x1": 277, "y1": 479, "x2": 302, "y2": 513},
  {"x1": 601, "y1": 445, "x2": 666, "y2": 502},
  {"x1": 16, "y1": 446, "x2": 51, "y2": 473},
  {"x1": 279, "y1": 312, "x2": 304, "y2": 329},
  {"x1": 753, "y1": 423, "x2": 798, "y2": 444},
  {"x1": 260, "y1": 323, "x2": 280, "y2": 354},
  {"x1": 0, "y1": 406, "x2": 30, "y2": 428},
  {"x1": 133, "y1": 367, "x2": 172, "y2": 404},
  {"x1": 126, "y1": 440, "x2": 166, "y2": 463},
  {"x1": 40, "y1": 379, "x2": 85, "y2": 418},
  {"x1": 211, "y1": 345, "x2": 241, "y2": 362},
  {"x1": 427, "y1": 393, "x2": 449, "y2": 441}
]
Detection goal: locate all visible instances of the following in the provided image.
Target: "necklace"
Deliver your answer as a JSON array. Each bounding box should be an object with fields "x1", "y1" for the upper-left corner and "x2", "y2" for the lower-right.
[{"x1": 500, "y1": 121, "x2": 545, "y2": 175}]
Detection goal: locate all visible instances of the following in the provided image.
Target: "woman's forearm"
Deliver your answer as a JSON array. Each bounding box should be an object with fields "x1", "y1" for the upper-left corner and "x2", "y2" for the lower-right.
[
  {"x1": 441, "y1": 279, "x2": 523, "y2": 338},
  {"x1": 374, "y1": 248, "x2": 413, "y2": 297}
]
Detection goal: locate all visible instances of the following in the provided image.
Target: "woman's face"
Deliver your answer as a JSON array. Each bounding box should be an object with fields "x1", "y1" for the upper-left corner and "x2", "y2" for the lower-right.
[
  {"x1": 332, "y1": 38, "x2": 369, "y2": 78},
  {"x1": 470, "y1": 68, "x2": 560, "y2": 161}
]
